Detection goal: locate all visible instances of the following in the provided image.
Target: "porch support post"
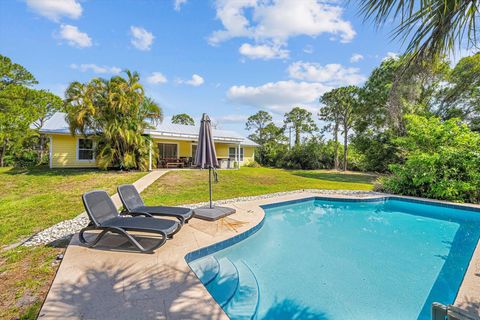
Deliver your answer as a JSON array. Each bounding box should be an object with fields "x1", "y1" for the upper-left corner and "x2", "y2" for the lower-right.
[
  {"x1": 148, "y1": 139, "x2": 152, "y2": 171},
  {"x1": 237, "y1": 143, "x2": 241, "y2": 168},
  {"x1": 49, "y1": 136, "x2": 53, "y2": 169}
]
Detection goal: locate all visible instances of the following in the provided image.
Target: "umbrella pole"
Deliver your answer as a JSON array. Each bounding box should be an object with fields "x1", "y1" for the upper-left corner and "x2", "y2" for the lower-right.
[{"x1": 209, "y1": 166, "x2": 213, "y2": 209}]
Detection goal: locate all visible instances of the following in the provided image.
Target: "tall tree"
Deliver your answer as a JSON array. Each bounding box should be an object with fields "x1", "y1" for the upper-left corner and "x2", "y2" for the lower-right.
[
  {"x1": 29, "y1": 90, "x2": 63, "y2": 163},
  {"x1": 283, "y1": 107, "x2": 318, "y2": 146},
  {"x1": 319, "y1": 91, "x2": 342, "y2": 170},
  {"x1": 65, "y1": 70, "x2": 163, "y2": 170},
  {"x1": 358, "y1": 0, "x2": 479, "y2": 61},
  {"x1": 0, "y1": 55, "x2": 60, "y2": 166},
  {"x1": 256, "y1": 123, "x2": 288, "y2": 167},
  {"x1": 245, "y1": 110, "x2": 272, "y2": 145},
  {"x1": 171, "y1": 113, "x2": 195, "y2": 126},
  {"x1": 0, "y1": 55, "x2": 37, "y2": 92},
  {"x1": 438, "y1": 53, "x2": 480, "y2": 130},
  {"x1": 321, "y1": 86, "x2": 361, "y2": 171}
]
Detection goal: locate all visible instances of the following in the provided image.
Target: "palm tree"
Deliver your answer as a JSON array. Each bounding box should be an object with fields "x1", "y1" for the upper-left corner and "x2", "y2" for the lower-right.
[
  {"x1": 358, "y1": 0, "x2": 479, "y2": 60},
  {"x1": 65, "y1": 70, "x2": 163, "y2": 170}
]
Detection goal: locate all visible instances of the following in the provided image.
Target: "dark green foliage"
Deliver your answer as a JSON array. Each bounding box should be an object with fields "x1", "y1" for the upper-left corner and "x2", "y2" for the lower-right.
[
  {"x1": 283, "y1": 107, "x2": 318, "y2": 146},
  {"x1": 246, "y1": 110, "x2": 273, "y2": 145},
  {"x1": 0, "y1": 55, "x2": 62, "y2": 167},
  {"x1": 351, "y1": 131, "x2": 401, "y2": 172},
  {"x1": 382, "y1": 115, "x2": 480, "y2": 203},
  {"x1": 281, "y1": 138, "x2": 336, "y2": 170},
  {"x1": 437, "y1": 53, "x2": 480, "y2": 131},
  {"x1": 171, "y1": 113, "x2": 195, "y2": 125}
]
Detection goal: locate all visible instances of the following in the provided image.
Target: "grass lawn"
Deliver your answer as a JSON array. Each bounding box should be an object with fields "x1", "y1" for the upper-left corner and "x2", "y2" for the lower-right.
[
  {"x1": 142, "y1": 167, "x2": 376, "y2": 206},
  {"x1": 0, "y1": 166, "x2": 375, "y2": 319},
  {"x1": 0, "y1": 166, "x2": 146, "y2": 319},
  {"x1": 0, "y1": 166, "x2": 146, "y2": 247}
]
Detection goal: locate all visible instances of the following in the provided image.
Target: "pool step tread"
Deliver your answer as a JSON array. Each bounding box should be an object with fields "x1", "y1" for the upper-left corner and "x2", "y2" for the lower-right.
[
  {"x1": 189, "y1": 256, "x2": 220, "y2": 285},
  {"x1": 223, "y1": 260, "x2": 260, "y2": 320},
  {"x1": 206, "y1": 257, "x2": 239, "y2": 307}
]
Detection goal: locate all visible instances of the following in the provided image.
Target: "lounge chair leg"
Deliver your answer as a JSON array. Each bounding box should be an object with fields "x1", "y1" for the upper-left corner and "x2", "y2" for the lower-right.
[
  {"x1": 79, "y1": 227, "x2": 109, "y2": 248},
  {"x1": 170, "y1": 222, "x2": 182, "y2": 238},
  {"x1": 109, "y1": 227, "x2": 167, "y2": 253}
]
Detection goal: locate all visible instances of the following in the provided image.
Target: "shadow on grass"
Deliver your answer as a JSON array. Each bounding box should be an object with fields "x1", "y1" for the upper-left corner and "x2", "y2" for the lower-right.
[{"x1": 292, "y1": 171, "x2": 377, "y2": 184}]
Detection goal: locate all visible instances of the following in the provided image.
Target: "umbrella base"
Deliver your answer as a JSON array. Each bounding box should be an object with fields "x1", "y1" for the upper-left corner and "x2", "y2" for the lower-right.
[{"x1": 193, "y1": 206, "x2": 236, "y2": 221}]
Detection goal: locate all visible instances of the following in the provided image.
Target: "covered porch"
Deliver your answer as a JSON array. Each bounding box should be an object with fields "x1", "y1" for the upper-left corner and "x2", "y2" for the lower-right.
[{"x1": 147, "y1": 137, "x2": 251, "y2": 170}]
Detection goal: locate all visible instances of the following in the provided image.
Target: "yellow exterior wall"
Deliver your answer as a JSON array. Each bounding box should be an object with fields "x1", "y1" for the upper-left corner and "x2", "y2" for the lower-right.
[
  {"x1": 244, "y1": 146, "x2": 255, "y2": 163},
  {"x1": 47, "y1": 135, "x2": 256, "y2": 169},
  {"x1": 50, "y1": 134, "x2": 97, "y2": 168},
  {"x1": 153, "y1": 139, "x2": 193, "y2": 157}
]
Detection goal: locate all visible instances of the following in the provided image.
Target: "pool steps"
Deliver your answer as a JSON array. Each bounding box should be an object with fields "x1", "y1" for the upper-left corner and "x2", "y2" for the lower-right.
[
  {"x1": 206, "y1": 257, "x2": 239, "y2": 307},
  {"x1": 189, "y1": 256, "x2": 220, "y2": 285},
  {"x1": 189, "y1": 256, "x2": 260, "y2": 319},
  {"x1": 223, "y1": 261, "x2": 260, "y2": 320}
]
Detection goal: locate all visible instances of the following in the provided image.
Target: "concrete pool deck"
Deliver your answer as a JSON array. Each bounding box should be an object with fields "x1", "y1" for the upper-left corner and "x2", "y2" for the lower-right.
[{"x1": 38, "y1": 191, "x2": 480, "y2": 319}]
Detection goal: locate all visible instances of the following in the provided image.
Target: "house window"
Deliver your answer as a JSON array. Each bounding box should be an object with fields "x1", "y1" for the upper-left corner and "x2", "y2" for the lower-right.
[
  {"x1": 158, "y1": 143, "x2": 178, "y2": 159},
  {"x1": 228, "y1": 147, "x2": 244, "y2": 161},
  {"x1": 78, "y1": 139, "x2": 94, "y2": 160}
]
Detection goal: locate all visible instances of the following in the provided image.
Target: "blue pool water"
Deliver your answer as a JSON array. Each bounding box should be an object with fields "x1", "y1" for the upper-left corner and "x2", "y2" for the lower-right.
[{"x1": 188, "y1": 198, "x2": 480, "y2": 320}]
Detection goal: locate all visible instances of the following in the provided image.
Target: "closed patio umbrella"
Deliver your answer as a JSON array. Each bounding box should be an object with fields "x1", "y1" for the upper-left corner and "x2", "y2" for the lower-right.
[{"x1": 193, "y1": 113, "x2": 235, "y2": 221}]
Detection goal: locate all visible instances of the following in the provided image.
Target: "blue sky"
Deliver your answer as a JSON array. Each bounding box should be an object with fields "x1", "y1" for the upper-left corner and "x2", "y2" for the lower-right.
[{"x1": 0, "y1": 0, "x2": 404, "y2": 135}]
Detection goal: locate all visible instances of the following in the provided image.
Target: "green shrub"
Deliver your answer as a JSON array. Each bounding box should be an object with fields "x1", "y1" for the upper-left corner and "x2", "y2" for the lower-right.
[
  {"x1": 244, "y1": 160, "x2": 261, "y2": 168},
  {"x1": 382, "y1": 115, "x2": 480, "y2": 203},
  {"x1": 281, "y1": 138, "x2": 335, "y2": 170}
]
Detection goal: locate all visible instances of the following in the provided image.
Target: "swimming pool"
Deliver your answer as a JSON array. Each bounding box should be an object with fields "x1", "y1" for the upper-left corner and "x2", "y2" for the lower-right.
[{"x1": 187, "y1": 197, "x2": 480, "y2": 320}]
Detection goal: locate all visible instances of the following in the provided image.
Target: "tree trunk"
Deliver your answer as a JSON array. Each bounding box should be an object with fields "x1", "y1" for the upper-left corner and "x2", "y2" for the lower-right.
[
  {"x1": 333, "y1": 123, "x2": 339, "y2": 170},
  {"x1": 343, "y1": 128, "x2": 348, "y2": 171},
  {"x1": 295, "y1": 128, "x2": 300, "y2": 146},
  {"x1": 0, "y1": 139, "x2": 6, "y2": 167},
  {"x1": 38, "y1": 135, "x2": 45, "y2": 165}
]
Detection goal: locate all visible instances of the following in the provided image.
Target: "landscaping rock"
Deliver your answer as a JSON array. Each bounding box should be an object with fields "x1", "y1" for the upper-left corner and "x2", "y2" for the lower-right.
[{"x1": 22, "y1": 189, "x2": 383, "y2": 247}]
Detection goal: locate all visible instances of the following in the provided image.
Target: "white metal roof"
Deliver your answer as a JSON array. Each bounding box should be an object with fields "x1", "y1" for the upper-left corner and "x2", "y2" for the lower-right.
[{"x1": 40, "y1": 112, "x2": 259, "y2": 146}]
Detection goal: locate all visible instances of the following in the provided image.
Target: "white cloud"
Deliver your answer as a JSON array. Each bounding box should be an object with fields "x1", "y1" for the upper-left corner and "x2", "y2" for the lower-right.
[
  {"x1": 383, "y1": 51, "x2": 399, "y2": 61},
  {"x1": 227, "y1": 80, "x2": 331, "y2": 112},
  {"x1": 70, "y1": 63, "x2": 121, "y2": 74},
  {"x1": 215, "y1": 114, "x2": 249, "y2": 124},
  {"x1": 26, "y1": 0, "x2": 82, "y2": 22},
  {"x1": 350, "y1": 53, "x2": 364, "y2": 63},
  {"x1": 177, "y1": 74, "x2": 205, "y2": 86},
  {"x1": 146, "y1": 72, "x2": 168, "y2": 84},
  {"x1": 239, "y1": 43, "x2": 289, "y2": 60},
  {"x1": 174, "y1": 0, "x2": 188, "y2": 11},
  {"x1": 130, "y1": 26, "x2": 154, "y2": 51},
  {"x1": 209, "y1": 0, "x2": 355, "y2": 45},
  {"x1": 287, "y1": 61, "x2": 366, "y2": 85},
  {"x1": 58, "y1": 24, "x2": 92, "y2": 48}
]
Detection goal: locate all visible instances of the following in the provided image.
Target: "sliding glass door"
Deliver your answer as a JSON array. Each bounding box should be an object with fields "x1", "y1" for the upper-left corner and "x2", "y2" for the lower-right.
[{"x1": 158, "y1": 143, "x2": 178, "y2": 159}]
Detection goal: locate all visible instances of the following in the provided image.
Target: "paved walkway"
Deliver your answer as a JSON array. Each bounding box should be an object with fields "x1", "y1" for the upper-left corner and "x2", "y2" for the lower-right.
[
  {"x1": 23, "y1": 170, "x2": 170, "y2": 247},
  {"x1": 38, "y1": 191, "x2": 480, "y2": 319},
  {"x1": 110, "y1": 169, "x2": 169, "y2": 207}
]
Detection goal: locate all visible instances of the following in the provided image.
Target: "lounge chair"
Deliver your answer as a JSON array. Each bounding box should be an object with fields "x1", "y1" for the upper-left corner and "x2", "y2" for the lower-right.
[
  {"x1": 118, "y1": 184, "x2": 194, "y2": 225},
  {"x1": 79, "y1": 190, "x2": 181, "y2": 253}
]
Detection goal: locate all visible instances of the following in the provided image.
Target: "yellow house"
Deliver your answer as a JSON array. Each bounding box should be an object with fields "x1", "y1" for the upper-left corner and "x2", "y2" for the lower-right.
[{"x1": 40, "y1": 113, "x2": 258, "y2": 170}]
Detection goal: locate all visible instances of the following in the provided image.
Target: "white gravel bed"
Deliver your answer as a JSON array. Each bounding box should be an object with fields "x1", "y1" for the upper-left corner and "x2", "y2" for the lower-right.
[{"x1": 22, "y1": 189, "x2": 382, "y2": 247}]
